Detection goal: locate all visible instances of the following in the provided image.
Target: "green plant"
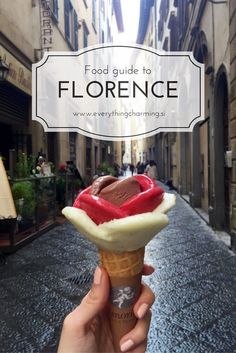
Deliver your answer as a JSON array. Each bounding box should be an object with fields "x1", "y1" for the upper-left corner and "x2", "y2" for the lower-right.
[
  {"x1": 12, "y1": 181, "x2": 35, "y2": 219},
  {"x1": 15, "y1": 152, "x2": 34, "y2": 178},
  {"x1": 48, "y1": 161, "x2": 55, "y2": 174},
  {"x1": 56, "y1": 175, "x2": 66, "y2": 205},
  {"x1": 74, "y1": 178, "x2": 82, "y2": 191},
  {"x1": 96, "y1": 161, "x2": 115, "y2": 176}
]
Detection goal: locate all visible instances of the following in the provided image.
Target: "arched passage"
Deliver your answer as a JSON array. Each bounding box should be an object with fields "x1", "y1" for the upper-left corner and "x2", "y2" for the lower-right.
[
  {"x1": 191, "y1": 31, "x2": 209, "y2": 210},
  {"x1": 214, "y1": 67, "x2": 229, "y2": 231}
]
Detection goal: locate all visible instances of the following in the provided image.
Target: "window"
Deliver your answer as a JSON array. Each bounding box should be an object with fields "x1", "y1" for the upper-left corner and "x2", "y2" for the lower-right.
[
  {"x1": 162, "y1": 37, "x2": 168, "y2": 51},
  {"x1": 183, "y1": 2, "x2": 190, "y2": 33},
  {"x1": 165, "y1": 0, "x2": 169, "y2": 21},
  {"x1": 92, "y1": 0, "x2": 97, "y2": 32},
  {"x1": 86, "y1": 137, "x2": 92, "y2": 175},
  {"x1": 69, "y1": 132, "x2": 76, "y2": 161},
  {"x1": 107, "y1": 19, "x2": 111, "y2": 42},
  {"x1": 83, "y1": 22, "x2": 89, "y2": 48},
  {"x1": 101, "y1": 0, "x2": 105, "y2": 20},
  {"x1": 158, "y1": 19, "x2": 164, "y2": 41},
  {"x1": 49, "y1": 0, "x2": 59, "y2": 22},
  {"x1": 169, "y1": 14, "x2": 178, "y2": 51},
  {"x1": 159, "y1": 0, "x2": 169, "y2": 22},
  {"x1": 64, "y1": 0, "x2": 78, "y2": 50}
]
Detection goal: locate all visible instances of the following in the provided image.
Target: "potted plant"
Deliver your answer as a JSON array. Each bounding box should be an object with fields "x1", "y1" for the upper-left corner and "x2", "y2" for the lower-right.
[
  {"x1": 12, "y1": 181, "x2": 35, "y2": 231},
  {"x1": 96, "y1": 161, "x2": 115, "y2": 177},
  {"x1": 15, "y1": 152, "x2": 34, "y2": 178}
]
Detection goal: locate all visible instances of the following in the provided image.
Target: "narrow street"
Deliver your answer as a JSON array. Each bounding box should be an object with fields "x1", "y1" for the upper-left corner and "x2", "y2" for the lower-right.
[{"x1": 1, "y1": 188, "x2": 236, "y2": 353}]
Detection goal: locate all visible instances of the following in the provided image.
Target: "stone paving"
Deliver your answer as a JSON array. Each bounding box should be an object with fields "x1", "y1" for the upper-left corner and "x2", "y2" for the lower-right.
[{"x1": 1, "y1": 189, "x2": 236, "y2": 352}]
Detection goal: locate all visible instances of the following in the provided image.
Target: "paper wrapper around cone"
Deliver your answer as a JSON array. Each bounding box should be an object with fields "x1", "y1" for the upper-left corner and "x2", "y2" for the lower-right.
[
  {"x1": 0, "y1": 158, "x2": 17, "y2": 220},
  {"x1": 99, "y1": 247, "x2": 145, "y2": 352}
]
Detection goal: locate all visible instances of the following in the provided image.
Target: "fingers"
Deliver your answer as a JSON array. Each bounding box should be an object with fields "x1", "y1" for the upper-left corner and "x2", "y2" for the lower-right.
[
  {"x1": 133, "y1": 282, "x2": 155, "y2": 319},
  {"x1": 120, "y1": 310, "x2": 152, "y2": 353},
  {"x1": 63, "y1": 266, "x2": 109, "y2": 335},
  {"x1": 119, "y1": 284, "x2": 155, "y2": 352},
  {"x1": 142, "y1": 264, "x2": 155, "y2": 276}
]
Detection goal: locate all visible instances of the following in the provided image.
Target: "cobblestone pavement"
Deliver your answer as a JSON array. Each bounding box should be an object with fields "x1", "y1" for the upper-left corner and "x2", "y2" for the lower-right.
[{"x1": 1, "y1": 189, "x2": 236, "y2": 353}]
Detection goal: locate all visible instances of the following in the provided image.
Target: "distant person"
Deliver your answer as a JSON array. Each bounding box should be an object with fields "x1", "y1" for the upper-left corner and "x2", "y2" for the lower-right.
[
  {"x1": 66, "y1": 161, "x2": 85, "y2": 189},
  {"x1": 144, "y1": 160, "x2": 149, "y2": 171},
  {"x1": 136, "y1": 161, "x2": 141, "y2": 174},
  {"x1": 145, "y1": 160, "x2": 157, "y2": 180},
  {"x1": 113, "y1": 162, "x2": 120, "y2": 178},
  {"x1": 129, "y1": 163, "x2": 135, "y2": 176},
  {"x1": 122, "y1": 163, "x2": 127, "y2": 176},
  {"x1": 166, "y1": 178, "x2": 177, "y2": 191},
  {"x1": 136, "y1": 161, "x2": 145, "y2": 174}
]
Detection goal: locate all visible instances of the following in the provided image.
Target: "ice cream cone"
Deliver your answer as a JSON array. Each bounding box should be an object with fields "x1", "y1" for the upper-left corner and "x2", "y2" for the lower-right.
[
  {"x1": 62, "y1": 175, "x2": 176, "y2": 351},
  {"x1": 99, "y1": 247, "x2": 145, "y2": 352}
]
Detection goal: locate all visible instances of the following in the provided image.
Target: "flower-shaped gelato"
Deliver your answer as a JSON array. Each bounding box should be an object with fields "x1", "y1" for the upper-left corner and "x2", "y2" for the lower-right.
[
  {"x1": 62, "y1": 175, "x2": 175, "y2": 252},
  {"x1": 73, "y1": 175, "x2": 164, "y2": 224}
]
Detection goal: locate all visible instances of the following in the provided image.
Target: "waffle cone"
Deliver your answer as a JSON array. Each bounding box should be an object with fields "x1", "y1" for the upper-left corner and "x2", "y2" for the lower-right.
[
  {"x1": 99, "y1": 247, "x2": 144, "y2": 352},
  {"x1": 99, "y1": 247, "x2": 144, "y2": 277}
]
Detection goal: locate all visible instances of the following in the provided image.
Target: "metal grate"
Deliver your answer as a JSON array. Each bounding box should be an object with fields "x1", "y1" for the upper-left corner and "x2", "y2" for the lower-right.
[
  {"x1": 0, "y1": 82, "x2": 29, "y2": 124},
  {"x1": 66, "y1": 273, "x2": 93, "y2": 286}
]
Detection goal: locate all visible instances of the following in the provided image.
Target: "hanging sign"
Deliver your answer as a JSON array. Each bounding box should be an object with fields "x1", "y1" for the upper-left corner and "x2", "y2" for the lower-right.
[
  {"x1": 0, "y1": 45, "x2": 31, "y2": 95},
  {"x1": 40, "y1": 0, "x2": 53, "y2": 51}
]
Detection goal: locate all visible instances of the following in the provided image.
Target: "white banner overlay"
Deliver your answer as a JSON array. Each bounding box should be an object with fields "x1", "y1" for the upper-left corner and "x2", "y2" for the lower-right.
[{"x1": 32, "y1": 44, "x2": 205, "y2": 141}]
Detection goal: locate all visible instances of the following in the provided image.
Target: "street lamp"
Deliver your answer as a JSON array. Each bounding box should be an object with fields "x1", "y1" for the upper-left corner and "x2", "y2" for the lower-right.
[{"x1": 0, "y1": 57, "x2": 9, "y2": 81}]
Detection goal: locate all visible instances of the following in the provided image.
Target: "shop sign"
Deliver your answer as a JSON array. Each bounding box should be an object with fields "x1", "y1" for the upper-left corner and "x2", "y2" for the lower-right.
[
  {"x1": 40, "y1": 0, "x2": 53, "y2": 52},
  {"x1": 0, "y1": 45, "x2": 31, "y2": 96}
]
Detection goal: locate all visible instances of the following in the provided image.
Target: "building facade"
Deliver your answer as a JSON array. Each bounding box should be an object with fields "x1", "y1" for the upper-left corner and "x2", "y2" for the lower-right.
[
  {"x1": 98, "y1": 0, "x2": 124, "y2": 170},
  {"x1": 0, "y1": 0, "x2": 123, "y2": 181},
  {"x1": 230, "y1": 0, "x2": 236, "y2": 247},
  {"x1": 137, "y1": 0, "x2": 236, "y2": 247},
  {"x1": 134, "y1": 0, "x2": 156, "y2": 168}
]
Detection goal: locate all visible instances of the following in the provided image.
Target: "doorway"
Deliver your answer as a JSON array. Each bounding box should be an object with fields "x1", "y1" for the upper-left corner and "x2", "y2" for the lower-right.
[
  {"x1": 214, "y1": 69, "x2": 229, "y2": 231},
  {"x1": 0, "y1": 122, "x2": 13, "y2": 169}
]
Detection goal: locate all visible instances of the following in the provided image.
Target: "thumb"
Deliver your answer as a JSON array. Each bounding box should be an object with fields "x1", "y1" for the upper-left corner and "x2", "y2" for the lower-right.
[{"x1": 66, "y1": 266, "x2": 110, "y2": 333}]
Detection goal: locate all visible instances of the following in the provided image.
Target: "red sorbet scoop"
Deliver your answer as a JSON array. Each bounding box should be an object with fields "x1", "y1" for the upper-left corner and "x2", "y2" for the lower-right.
[{"x1": 73, "y1": 174, "x2": 164, "y2": 224}]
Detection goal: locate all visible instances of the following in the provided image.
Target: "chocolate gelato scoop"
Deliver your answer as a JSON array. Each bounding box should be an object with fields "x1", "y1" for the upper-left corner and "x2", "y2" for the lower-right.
[
  {"x1": 90, "y1": 175, "x2": 117, "y2": 196},
  {"x1": 99, "y1": 177, "x2": 141, "y2": 206}
]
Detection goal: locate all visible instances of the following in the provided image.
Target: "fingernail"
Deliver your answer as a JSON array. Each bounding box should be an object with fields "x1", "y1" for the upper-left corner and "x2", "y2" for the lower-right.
[
  {"x1": 137, "y1": 303, "x2": 149, "y2": 319},
  {"x1": 120, "y1": 339, "x2": 134, "y2": 352},
  {"x1": 94, "y1": 266, "x2": 102, "y2": 285}
]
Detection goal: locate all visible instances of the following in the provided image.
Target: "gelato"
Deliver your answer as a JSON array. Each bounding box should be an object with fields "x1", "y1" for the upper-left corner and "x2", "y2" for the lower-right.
[
  {"x1": 97, "y1": 176, "x2": 141, "y2": 206},
  {"x1": 63, "y1": 174, "x2": 175, "y2": 351},
  {"x1": 73, "y1": 174, "x2": 166, "y2": 226}
]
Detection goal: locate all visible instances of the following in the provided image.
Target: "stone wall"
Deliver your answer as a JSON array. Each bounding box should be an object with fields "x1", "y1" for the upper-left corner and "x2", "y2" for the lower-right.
[{"x1": 230, "y1": 0, "x2": 236, "y2": 247}]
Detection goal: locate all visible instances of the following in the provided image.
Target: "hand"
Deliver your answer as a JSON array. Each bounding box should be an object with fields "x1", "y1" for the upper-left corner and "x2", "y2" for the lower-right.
[{"x1": 57, "y1": 265, "x2": 155, "y2": 353}]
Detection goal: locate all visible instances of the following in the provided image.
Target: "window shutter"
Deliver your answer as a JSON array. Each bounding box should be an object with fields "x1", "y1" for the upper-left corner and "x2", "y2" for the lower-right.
[
  {"x1": 54, "y1": 0, "x2": 59, "y2": 19},
  {"x1": 64, "y1": 0, "x2": 70, "y2": 40},
  {"x1": 92, "y1": 0, "x2": 96, "y2": 29},
  {"x1": 74, "y1": 10, "x2": 78, "y2": 50}
]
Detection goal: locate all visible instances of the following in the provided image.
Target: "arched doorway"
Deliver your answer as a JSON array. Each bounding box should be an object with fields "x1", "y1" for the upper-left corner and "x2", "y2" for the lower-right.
[
  {"x1": 214, "y1": 67, "x2": 229, "y2": 231},
  {"x1": 179, "y1": 79, "x2": 191, "y2": 196},
  {"x1": 192, "y1": 32, "x2": 209, "y2": 210}
]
